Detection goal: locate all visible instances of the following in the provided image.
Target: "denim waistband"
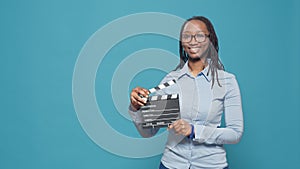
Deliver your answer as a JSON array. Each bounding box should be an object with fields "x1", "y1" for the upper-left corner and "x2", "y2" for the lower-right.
[{"x1": 159, "y1": 162, "x2": 229, "y2": 169}]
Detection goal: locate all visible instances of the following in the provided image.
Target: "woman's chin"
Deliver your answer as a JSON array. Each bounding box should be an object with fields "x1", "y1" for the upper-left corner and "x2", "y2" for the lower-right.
[
  {"x1": 188, "y1": 54, "x2": 201, "y2": 59},
  {"x1": 188, "y1": 51, "x2": 208, "y2": 60}
]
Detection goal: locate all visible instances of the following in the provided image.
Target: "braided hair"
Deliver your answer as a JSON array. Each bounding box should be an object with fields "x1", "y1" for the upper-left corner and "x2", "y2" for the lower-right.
[{"x1": 176, "y1": 16, "x2": 224, "y2": 87}]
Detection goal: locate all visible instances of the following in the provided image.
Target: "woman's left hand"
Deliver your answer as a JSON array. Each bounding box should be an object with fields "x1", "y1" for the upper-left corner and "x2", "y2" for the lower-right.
[{"x1": 168, "y1": 119, "x2": 192, "y2": 136}]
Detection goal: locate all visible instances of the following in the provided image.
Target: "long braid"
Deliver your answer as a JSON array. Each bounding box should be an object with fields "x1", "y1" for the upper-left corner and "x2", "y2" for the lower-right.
[{"x1": 176, "y1": 16, "x2": 224, "y2": 88}]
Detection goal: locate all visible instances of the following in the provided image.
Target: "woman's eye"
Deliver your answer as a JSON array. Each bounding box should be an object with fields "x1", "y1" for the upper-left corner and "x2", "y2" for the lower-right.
[
  {"x1": 182, "y1": 34, "x2": 191, "y2": 39},
  {"x1": 196, "y1": 34, "x2": 205, "y2": 38}
]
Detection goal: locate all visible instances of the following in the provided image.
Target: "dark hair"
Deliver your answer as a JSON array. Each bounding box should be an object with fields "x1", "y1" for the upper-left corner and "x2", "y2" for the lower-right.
[{"x1": 176, "y1": 16, "x2": 224, "y2": 87}]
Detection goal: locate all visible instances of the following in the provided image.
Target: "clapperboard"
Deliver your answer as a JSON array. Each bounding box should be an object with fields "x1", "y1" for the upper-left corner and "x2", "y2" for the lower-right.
[{"x1": 140, "y1": 80, "x2": 180, "y2": 128}]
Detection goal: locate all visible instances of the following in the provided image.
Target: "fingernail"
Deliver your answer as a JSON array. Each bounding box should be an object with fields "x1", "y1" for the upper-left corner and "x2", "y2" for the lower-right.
[{"x1": 142, "y1": 98, "x2": 147, "y2": 103}]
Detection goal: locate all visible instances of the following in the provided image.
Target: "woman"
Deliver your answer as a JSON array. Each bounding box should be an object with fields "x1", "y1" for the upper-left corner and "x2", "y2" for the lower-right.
[{"x1": 129, "y1": 16, "x2": 243, "y2": 169}]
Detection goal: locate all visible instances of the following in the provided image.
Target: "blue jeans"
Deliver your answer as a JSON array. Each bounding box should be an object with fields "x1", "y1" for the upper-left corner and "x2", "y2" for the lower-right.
[{"x1": 159, "y1": 162, "x2": 229, "y2": 169}]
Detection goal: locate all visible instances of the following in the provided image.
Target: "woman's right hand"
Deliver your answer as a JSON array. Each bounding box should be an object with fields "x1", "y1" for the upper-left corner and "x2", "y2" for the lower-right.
[{"x1": 130, "y1": 87, "x2": 149, "y2": 111}]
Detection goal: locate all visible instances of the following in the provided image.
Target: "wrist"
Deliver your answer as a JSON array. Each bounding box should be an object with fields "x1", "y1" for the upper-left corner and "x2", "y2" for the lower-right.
[{"x1": 130, "y1": 104, "x2": 139, "y2": 111}]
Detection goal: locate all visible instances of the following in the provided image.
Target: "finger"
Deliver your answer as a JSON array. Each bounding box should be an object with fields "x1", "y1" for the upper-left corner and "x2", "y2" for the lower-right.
[
  {"x1": 179, "y1": 119, "x2": 185, "y2": 125},
  {"x1": 168, "y1": 122, "x2": 178, "y2": 132},
  {"x1": 133, "y1": 87, "x2": 149, "y2": 98},
  {"x1": 136, "y1": 95, "x2": 147, "y2": 104},
  {"x1": 137, "y1": 100, "x2": 146, "y2": 106},
  {"x1": 172, "y1": 119, "x2": 181, "y2": 127},
  {"x1": 173, "y1": 119, "x2": 185, "y2": 128},
  {"x1": 139, "y1": 88, "x2": 150, "y2": 96},
  {"x1": 168, "y1": 119, "x2": 185, "y2": 133},
  {"x1": 174, "y1": 120, "x2": 188, "y2": 134},
  {"x1": 134, "y1": 88, "x2": 149, "y2": 101},
  {"x1": 130, "y1": 95, "x2": 145, "y2": 107},
  {"x1": 131, "y1": 91, "x2": 147, "y2": 104},
  {"x1": 175, "y1": 127, "x2": 184, "y2": 135},
  {"x1": 173, "y1": 123, "x2": 183, "y2": 133},
  {"x1": 182, "y1": 125, "x2": 191, "y2": 136}
]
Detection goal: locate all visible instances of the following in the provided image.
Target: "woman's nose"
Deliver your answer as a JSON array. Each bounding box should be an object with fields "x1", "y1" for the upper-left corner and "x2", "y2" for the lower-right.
[{"x1": 189, "y1": 37, "x2": 198, "y2": 45}]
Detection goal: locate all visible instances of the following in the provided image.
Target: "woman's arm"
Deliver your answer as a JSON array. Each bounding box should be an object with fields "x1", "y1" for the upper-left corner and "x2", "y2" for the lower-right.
[
  {"x1": 128, "y1": 105, "x2": 160, "y2": 138},
  {"x1": 193, "y1": 74, "x2": 244, "y2": 145}
]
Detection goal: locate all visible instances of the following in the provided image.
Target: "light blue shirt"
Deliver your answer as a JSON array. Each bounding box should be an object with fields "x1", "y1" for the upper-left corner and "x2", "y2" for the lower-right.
[{"x1": 129, "y1": 62, "x2": 243, "y2": 169}]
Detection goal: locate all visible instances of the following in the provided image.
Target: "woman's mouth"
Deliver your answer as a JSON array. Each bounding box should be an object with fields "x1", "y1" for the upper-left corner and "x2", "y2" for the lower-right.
[{"x1": 188, "y1": 47, "x2": 200, "y2": 54}]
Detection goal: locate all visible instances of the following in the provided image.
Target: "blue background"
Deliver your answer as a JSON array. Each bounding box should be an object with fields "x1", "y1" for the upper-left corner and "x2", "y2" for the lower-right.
[{"x1": 1, "y1": 0, "x2": 299, "y2": 168}]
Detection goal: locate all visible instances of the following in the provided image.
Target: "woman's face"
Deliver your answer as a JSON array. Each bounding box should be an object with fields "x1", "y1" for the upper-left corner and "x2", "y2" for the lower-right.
[{"x1": 181, "y1": 20, "x2": 210, "y2": 59}]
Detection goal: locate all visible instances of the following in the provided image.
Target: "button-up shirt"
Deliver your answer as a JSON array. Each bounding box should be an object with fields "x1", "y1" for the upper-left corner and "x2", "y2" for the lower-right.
[{"x1": 129, "y1": 62, "x2": 243, "y2": 169}]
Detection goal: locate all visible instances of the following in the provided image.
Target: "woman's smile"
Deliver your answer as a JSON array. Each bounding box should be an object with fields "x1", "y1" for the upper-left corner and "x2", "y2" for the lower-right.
[{"x1": 188, "y1": 46, "x2": 201, "y2": 54}]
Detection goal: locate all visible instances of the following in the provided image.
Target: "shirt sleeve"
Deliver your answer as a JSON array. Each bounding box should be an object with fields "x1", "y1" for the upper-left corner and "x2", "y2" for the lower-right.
[
  {"x1": 128, "y1": 105, "x2": 160, "y2": 138},
  {"x1": 193, "y1": 74, "x2": 244, "y2": 145}
]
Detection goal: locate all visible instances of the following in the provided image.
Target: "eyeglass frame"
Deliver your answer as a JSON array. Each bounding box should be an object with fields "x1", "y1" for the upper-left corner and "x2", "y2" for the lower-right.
[{"x1": 181, "y1": 32, "x2": 210, "y2": 43}]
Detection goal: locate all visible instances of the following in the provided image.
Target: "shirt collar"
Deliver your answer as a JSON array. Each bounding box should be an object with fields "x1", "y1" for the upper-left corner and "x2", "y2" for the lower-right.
[{"x1": 177, "y1": 61, "x2": 211, "y2": 82}]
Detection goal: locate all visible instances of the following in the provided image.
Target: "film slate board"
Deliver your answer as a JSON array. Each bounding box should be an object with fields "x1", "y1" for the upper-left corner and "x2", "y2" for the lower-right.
[{"x1": 140, "y1": 80, "x2": 180, "y2": 128}]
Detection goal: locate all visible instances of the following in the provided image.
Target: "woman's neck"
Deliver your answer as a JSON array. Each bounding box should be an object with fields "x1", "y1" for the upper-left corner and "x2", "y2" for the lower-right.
[{"x1": 188, "y1": 58, "x2": 208, "y2": 77}]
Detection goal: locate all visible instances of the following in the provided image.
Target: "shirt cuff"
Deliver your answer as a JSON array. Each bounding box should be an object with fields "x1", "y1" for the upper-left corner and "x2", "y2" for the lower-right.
[
  {"x1": 128, "y1": 105, "x2": 144, "y2": 123},
  {"x1": 193, "y1": 124, "x2": 205, "y2": 142},
  {"x1": 188, "y1": 124, "x2": 195, "y2": 140}
]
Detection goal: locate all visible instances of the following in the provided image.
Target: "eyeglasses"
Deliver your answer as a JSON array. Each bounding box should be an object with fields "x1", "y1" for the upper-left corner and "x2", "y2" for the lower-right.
[{"x1": 181, "y1": 32, "x2": 209, "y2": 43}]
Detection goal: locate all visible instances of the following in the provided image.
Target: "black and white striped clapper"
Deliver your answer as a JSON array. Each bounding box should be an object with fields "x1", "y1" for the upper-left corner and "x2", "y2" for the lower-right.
[{"x1": 140, "y1": 79, "x2": 180, "y2": 128}]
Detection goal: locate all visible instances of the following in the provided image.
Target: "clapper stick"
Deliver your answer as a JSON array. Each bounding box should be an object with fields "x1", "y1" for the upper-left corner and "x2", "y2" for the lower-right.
[
  {"x1": 148, "y1": 79, "x2": 176, "y2": 94},
  {"x1": 140, "y1": 79, "x2": 176, "y2": 102}
]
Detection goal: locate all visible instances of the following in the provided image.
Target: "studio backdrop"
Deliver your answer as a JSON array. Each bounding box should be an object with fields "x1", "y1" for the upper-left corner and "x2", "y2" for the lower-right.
[{"x1": 0, "y1": 0, "x2": 299, "y2": 169}]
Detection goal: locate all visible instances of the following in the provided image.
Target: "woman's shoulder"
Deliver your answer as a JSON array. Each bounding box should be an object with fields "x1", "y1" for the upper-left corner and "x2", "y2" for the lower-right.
[
  {"x1": 163, "y1": 69, "x2": 182, "y2": 81},
  {"x1": 216, "y1": 69, "x2": 237, "y2": 80}
]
